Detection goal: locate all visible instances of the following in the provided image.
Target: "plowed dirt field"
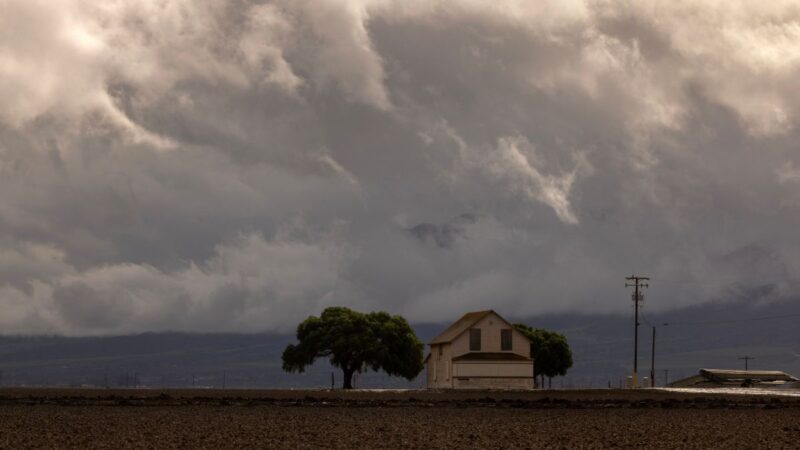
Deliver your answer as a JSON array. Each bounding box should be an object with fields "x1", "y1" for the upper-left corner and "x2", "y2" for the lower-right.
[{"x1": 1, "y1": 388, "x2": 798, "y2": 448}]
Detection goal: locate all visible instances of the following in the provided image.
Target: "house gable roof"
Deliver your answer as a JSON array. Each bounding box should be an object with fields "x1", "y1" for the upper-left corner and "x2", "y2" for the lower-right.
[
  {"x1": 430, "y1": 310, "x2": 530, "y2": 345},
  {"x1": 430, "y1": 310, "x2": 493, "y2": 344}
]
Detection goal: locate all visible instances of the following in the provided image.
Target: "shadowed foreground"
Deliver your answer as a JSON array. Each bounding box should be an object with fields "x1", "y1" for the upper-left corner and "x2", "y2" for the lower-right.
[{"x1": 1, "y1": 389, "x2": 799, "y2": 448}]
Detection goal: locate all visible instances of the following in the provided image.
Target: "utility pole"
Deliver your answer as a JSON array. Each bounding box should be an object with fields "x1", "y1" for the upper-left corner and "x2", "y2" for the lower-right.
[
  {"x1": 649, "y1": 322, "x2": 668, "y2": 388},
  {"x1": 530, "y1": 343, "x2": 536, "y2": 389},
  {"x1": 663, "y1": 369, "x2": 669, "y2": 387},
  {"x1": 650, "y1": 326, "x2": 656, "y2": 388},
  {"x1": 738, "y1": 356, "x2": 755, "y2": 371},
  {"x1": 625, "y1": 275, "x2": 649, "y2": 388}
]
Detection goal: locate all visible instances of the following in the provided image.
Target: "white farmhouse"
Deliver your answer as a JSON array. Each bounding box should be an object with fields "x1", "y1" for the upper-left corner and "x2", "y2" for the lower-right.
[{"x1": 426, "y1": 310, "x2": 534, "y2": 389}]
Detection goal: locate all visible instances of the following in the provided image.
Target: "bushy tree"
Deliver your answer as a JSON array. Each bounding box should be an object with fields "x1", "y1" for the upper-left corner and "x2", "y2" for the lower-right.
[
  {"x1": 282, "y1": 307, "x2": 424, "y2": 389},
  {"x1": 513, "y1": 324, "x2": 573, "y2": 388}
]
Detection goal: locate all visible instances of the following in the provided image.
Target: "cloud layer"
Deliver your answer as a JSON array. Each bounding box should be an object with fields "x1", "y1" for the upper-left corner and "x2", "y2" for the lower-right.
[{"x1": 1, "y1": 0, "x2": 800, "y2": 334}]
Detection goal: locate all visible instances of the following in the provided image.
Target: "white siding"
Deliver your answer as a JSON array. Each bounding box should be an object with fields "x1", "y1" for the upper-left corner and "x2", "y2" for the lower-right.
[
  {"x1": 451, "y1": 312, "x2": 531, "y2": 359},
  {"x1": 453, "y1": 361, "x2": 533, "y2": 378},
  {"x1": 453, "y1": 377, "x2": 534, "y2": 389},
  {"x1": 426, "y1": 343, "x2": 454, "y2": 388},
  {"x1": 426, "y1": 311, "x2": 535, "y2": 390}
]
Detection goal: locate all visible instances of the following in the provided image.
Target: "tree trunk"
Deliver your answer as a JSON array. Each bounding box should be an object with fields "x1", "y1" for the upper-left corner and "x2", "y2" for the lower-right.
[
  {"x1": 548, "y1": 377, "x2": 552, "y2": 389},
  {"x1": 342, "y1": 367, "x2": 355, "y2": 389}
]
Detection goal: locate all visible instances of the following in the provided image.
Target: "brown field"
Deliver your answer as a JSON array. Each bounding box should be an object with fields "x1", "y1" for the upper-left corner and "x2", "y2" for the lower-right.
[{"x1": 1, "y1": 388, "x2": 799, "y2": 449}]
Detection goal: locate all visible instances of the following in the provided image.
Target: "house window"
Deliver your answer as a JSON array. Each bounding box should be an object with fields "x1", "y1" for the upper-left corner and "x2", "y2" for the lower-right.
[
  {"x1": 469, "y1": 328, "x2": 481, "y2": 351},
  {"x1": 501, "y1": 329, "x2": 512, "y2": 351}
]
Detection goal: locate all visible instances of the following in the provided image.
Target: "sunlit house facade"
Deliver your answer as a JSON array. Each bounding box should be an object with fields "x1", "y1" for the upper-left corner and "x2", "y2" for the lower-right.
[{"x1": 426, "y1": 310, "x2": 534, "y2": 389}]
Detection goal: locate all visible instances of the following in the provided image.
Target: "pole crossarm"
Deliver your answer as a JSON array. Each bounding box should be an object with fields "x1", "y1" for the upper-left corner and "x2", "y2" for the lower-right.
[{"x1": 738, "y1": 355, "x2": 755, "y2": 371}]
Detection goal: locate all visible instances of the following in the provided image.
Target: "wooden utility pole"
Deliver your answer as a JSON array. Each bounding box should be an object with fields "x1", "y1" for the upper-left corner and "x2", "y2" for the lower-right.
[
  {"x1": 530, "y1": 343, "x2": 536, "y2": 389},
  {"x1": 650, "y1": 326, "x2": 656, "y2": 388},
  {"x1": 739, "y1": 356, "x2": 755, "y2": 371},
  {"x1": 625, "y1": 275, "x2": 649, "y2": 388}
]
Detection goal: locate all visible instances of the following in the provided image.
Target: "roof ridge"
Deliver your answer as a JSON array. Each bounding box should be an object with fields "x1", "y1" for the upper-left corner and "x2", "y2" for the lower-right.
[{"x1": 429, "y1": 310, "x2": 496, "y2": 344}]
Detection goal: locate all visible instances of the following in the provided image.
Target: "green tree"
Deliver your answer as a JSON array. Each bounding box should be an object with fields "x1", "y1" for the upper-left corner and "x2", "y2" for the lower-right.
[
  {"x1": 513, "y1": 324, "x2": 573, "y2": 388},
  {"x1": 282, "y1": 307, "x2": 424, "y2": 389}
]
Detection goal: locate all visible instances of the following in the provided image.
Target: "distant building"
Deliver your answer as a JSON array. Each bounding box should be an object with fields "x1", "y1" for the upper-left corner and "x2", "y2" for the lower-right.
[
  {"x1": 669, "y1": 368, "x2": 799, "y2": 388},
  {"x1": 425, "y1": 310, "x2": 534, "y2": 389}
]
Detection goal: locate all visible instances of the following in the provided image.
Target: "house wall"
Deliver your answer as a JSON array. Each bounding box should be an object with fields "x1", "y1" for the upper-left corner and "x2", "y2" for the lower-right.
[
  {"x1": 426, "y1": 342, "x2": 454, "y2": 389},
  {"x1": 451, "y1": 360, "x2": 534, "y2": 390},
  {"x1": 453, "y1": 361, "x2": 533, "y2": 378},
  {"x1": 453, "y1": 376, "x2": 534, "y2": 390},
  {"x1": 427, "y1": 311, "x2": 536, "y2": 390},
  {"x1": 450, "y1": 313, "x2": 531, "y2": 359}
]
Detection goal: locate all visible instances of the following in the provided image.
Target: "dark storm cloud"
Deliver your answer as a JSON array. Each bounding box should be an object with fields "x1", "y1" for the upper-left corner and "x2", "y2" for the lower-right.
[
  {"x1": 1, "y1": 0, "x2": 800, "y2": 334},
  {"x1": 409, "y1": 214, "x2": 478, "y2": 249}
]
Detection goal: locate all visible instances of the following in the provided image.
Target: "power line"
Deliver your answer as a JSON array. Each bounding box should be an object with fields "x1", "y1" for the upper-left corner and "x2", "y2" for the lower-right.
[
  {"x1": 555, "y1": 310, "x2": 795, "y2": 351},
  {"x1": 639, "y1": 311, "x2": 669, "y2": 328},
  {"x1": 667, "y1": 312, "x2": 800, "y2": 327}
]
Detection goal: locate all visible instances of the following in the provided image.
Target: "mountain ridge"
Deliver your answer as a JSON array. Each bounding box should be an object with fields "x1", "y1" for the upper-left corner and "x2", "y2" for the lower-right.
[{"x1": 1, "y1": 297, "x2": 797, "y2": 388}]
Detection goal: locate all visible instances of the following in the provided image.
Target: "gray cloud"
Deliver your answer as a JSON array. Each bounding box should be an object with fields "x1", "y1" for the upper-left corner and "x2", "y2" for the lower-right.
[
  {"x1": 1, "y1": 0, "x2": 800, "y2": 334},
  {"x1": 409, "y1": 213, "x2": 477, "y2": 249}
]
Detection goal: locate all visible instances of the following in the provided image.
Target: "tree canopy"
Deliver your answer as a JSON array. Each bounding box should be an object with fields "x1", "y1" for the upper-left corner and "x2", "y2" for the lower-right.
[
  {"x1": 282, "y1": 307, "x2": 424, "y2": 389},
  {"x1": 513, "y1": 323, "x2": 573, "y2": 387}
]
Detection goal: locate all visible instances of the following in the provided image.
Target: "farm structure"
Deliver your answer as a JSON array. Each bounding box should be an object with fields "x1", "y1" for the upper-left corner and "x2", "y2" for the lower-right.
[
  {"x1": 426, "y1": 310, "x2": 534, "y2": 389},
  {"x1": 669, "y1": 368, "x2": 799, "y2": 388}
]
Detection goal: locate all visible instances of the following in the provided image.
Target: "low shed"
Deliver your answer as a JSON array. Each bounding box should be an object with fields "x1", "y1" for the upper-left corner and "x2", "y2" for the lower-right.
[{"x1": 669, "y1": 368, "x2": 799, "y2": 388}]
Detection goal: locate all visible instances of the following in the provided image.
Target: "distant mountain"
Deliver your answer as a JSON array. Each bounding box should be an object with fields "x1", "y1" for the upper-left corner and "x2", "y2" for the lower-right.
[
  {"x1": 1, "y1": 298, "x2": 798, "y2": 389},
  {"x1": 0, "y1": 333, "x2": 295, "y2": 388}
]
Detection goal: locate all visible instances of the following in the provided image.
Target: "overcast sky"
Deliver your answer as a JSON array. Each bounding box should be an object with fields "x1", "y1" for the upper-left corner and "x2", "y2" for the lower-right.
[{"x1": 1, "y1": 0, "x2": 800, "y2": 334}]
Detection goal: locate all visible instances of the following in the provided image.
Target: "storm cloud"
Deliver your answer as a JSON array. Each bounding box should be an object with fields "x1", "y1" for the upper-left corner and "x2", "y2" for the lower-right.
[{"x1": 1, "y1": 0, "x2": 800, "y2": 334}]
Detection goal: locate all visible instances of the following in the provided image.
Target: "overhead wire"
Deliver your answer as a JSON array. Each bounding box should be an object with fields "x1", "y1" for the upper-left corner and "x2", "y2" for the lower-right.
[{"x1": 664, "y1": 312, "x2": 800, "y2": 327}]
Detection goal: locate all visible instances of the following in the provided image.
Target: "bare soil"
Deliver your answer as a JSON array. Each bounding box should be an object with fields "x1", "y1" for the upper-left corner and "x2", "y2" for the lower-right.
[{"x1": 1, "y1": 388, "x2": 799, "y2": 449}]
